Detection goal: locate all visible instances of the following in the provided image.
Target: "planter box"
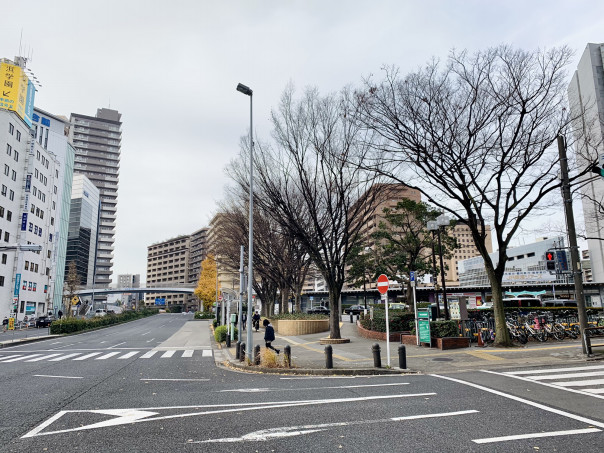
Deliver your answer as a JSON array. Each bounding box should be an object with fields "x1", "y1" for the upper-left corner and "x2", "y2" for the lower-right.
[
  {"x1": 276, "y1": 319, "x2": 329, "y2": 336},
  {"x1": 357, "y1": 322, "x2": 405, "y2": 342},
  {"x1": 436, "y1": 336, "x2": 470, "y2": 350}
]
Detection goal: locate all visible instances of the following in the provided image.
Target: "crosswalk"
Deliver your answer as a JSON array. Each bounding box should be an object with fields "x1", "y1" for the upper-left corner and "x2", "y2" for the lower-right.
[
  {"x1": 501, "y1": 364, "x2": 604, "y2": 396},
  {"x1": 0, "y1": 349, "x2": 213, "y2": 363}
]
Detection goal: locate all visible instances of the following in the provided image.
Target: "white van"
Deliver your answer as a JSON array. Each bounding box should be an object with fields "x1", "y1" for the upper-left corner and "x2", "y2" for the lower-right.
[{"x1": 94, "y1": 309, "x2": 107, "y2": 317}]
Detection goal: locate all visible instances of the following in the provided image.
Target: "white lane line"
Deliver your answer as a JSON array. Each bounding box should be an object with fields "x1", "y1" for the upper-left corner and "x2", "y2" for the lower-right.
[
  {"x1": 432, "y1": 374, "x2": 604, "y2": 428},
  {"x1": 473, "y1": 428, "x2": 601, "y2": 444},
  {"x1": 0, "y1": 355, "x2": 24, "y2": 362},
  {"x1": 161, "y1": 351, "x2": 175, "y2": 358},
  {"x1": 118, "y1": 351, "x2": 139, "y2": 359},
  {"x1": 100, "y1": 341, "x2": 107, "y2": 344},
  {"x1": 27, "y1": 353, "x2": 62, "y2": 362},
  {"x1": 504, "y1": 364, "x2": 604, "y2": 375},
  {"x1": 279, "y1": 375, "x2": 402, "y2": 380},
  {"x1": 95, "y1": 352, "x2": 121, "y2": 360},
  {"x1": 109, "y1": 342, "x2": 126, "y2": 349},
  {"x1": 554, "y1": 378, "x2": 604, "y2": 387},
  {"x1": 483, "y1": 370, "x2": 604, "y2": 400},
  {"x1": 528, "y1": 371, "x2": 604, "y2": 380},
  {"x1": 585, "y1": 388, "x2": 604, "y2": 394},
  {"x1": 141, "y1": 332, "x2": 150, "y2": 336},
  {"x1": 182, "y1": 350, "x2": 194, "y2": 358},
  {"x1": 73, "y1": 352, "x2": 103, "y2": 361},
  {"x1": 3, "y1": 354, "x2": 42, "y2": 362},
  {"x1": 34, "y1": 375, "x2": 83, "y2": 380},
  {"x1": 140, "y1": 378, "x2": 210, "y2": 382},
  {"x1": 202, "y1": 350, "x2": 212, "y2": 357},
  {"x1": 146, "y1": 338, "x2": 155, "y2": 343},
  {"x1": 50, "y1": 342, "x2": 62, "y2": 345},
  {"x1": 49, "y1": 353, "x2": 81, "y2": 361},
  {"x1": 219, "y1": 383, "x2": 411, "y2": 393},
  {"x1": 140, "y1": 351, "x2": 158, "y2": 359}
]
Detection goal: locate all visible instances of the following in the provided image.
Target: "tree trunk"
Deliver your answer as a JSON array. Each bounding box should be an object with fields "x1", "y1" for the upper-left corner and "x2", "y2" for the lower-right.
[
  {"x1": 406, "y1": 281, "x2": 413, "y2": 307},
  {"x1": 328, "y1": 287, "x2": 342, "y2": 339},
  {"x1": 487, "y1": 267, "x2": 512, "y2": 346},
  {"x1": 280, "y1": 288, "x2": 289, "y2": 314}
]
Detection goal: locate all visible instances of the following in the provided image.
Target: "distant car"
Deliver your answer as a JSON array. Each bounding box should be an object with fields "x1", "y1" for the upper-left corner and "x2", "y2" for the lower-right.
[
  {"x1": 308, "y1": 306, "x2": 330, "y2": 315},
  {"x1": 389, "y1": 303, "x2": 409, "y2": 311},
  {"x1": 94, "y1": 309, "x2": 107, "y2": 317},
  {"x1": 36, "y1": 316, "x2": 55, "y2": 328},
  {"x1": 542, "y1": 299, "x2": 577, "y2": 308},
  {"x1": 344, "y1": 305, "x2": 365, "y2": 315}
]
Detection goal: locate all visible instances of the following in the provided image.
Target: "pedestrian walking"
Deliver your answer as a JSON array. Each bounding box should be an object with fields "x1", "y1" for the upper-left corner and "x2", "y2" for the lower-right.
[
  {"x1": 58, "y1": 310, "x2": 63, "y2": 319},
  {"x1": 263, "y1": 319, "x2": 280, "y2": 354},
  {"x1": 252, "y1": 311, "x2": 260, "y2": 331},
  {"x1": 2, "y1": 317, "x2": 8, "y2": 332}
]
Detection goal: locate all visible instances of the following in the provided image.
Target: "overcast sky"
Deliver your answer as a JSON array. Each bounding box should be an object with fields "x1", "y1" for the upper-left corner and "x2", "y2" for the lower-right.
[{"x1": 2, "y1": 1, "x2": 604, "y2": 284}]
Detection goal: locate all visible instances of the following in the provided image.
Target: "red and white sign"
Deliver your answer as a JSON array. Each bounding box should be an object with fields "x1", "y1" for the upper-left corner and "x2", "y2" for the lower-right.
[{"x1": 377, "y1": 274, "x2": 389, "y2": 294}]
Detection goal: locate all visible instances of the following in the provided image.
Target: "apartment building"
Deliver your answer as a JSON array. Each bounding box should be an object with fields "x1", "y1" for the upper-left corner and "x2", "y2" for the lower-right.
[{"x1": 145, "y1": 235, "x2": 190, "y2": 308}]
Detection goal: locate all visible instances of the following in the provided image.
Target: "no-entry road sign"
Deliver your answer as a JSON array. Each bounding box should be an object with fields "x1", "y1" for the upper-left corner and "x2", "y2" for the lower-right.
[{"x1": 377, "y1": 274, "x2": 389, "y2": 294}]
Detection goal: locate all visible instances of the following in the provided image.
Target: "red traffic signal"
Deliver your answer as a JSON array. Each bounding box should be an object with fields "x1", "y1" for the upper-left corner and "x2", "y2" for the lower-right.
[
  {"x1": 545, "y1": 251, "x2": 556, "y2": 271},
  {"x1": 546, "y1": 252, "x2": 554, "y2": 261}
]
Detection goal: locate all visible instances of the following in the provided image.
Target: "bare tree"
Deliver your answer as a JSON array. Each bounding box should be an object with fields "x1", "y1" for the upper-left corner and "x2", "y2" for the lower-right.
[
  {"x1": 246, "y1": 86, "x2": 385, "y2": 339},
  {"x1": 356, "y1": 46, "x2": 597, "y2": 345}
]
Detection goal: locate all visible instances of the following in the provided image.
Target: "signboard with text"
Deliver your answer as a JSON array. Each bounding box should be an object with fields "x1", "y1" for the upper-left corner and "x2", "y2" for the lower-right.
[{"x1": 418, "y1": 309, "x2": 431, "y2": 344}]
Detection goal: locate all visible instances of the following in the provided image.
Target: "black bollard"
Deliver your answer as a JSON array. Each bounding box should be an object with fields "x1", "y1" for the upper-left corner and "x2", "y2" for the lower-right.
[
  {"x1": 398, "y1": 344, "x2": 407, "y2": 369},
  {"x1": 226, "y1": 332, "x2": 231, "y2": 348},
  {"x1": 284, "y1": 345, "x2": 291, "y2": 368},
  {"x1": 350, "y1": 313, "x2": 354, "y2": 323},
  {"x1": 372, "y1": 343, "x2": 382, "y2": 368},
  {"x1": 235, "y1": 341, "x2": 241, "y2": 360},
  {"x1": 254, "y1": 344, "x2": 261, "y2": 365},
  {"x1": 325, "y1": 345, "x2": 333, "y2": 369},
  {"x1": 239, "y1": 342, "x2": 246, "y2": 362}
]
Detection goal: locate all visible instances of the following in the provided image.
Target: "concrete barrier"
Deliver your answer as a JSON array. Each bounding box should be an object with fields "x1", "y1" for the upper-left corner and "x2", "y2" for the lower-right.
[{"x1": 276, "y1": 319, "x2": 329, "y2": 336}]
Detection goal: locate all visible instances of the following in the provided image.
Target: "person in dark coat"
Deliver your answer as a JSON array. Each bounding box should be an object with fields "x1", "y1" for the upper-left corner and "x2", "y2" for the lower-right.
[{"x1": 263, "y1": 319, "x2": 280, "y2": 354}]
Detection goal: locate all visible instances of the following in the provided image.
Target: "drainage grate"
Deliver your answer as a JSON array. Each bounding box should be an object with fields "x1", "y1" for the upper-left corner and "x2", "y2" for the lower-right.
[{"x1": 431, "y1": 358, "x2": 453, "y2": 362}]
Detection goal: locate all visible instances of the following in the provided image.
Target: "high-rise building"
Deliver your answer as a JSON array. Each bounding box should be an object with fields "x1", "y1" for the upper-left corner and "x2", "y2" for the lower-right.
[
  {"x1": 187, "y1": 227, "x2": 208, "y2": 306},
  {"x1": 65, "y1": 174, "x2": 100, "y2": 287},
  {"x1": 568, "y1": 43, "x2": 604, "y2": 282},
  {"x1": 68, "y1": 108, "x2": 121, "y2": 290},
  {"x1": 445, "y1": 222, "x2": 493, "y2": 286},
  {"x1": 117, "y1": 273, "x2": 140, "y2": 288},
  {"x1": 145, "y1": 235, "x2": 191, "y2": 308}
]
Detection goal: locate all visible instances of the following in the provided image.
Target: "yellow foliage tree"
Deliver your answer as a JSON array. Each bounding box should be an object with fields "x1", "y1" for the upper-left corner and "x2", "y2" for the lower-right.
[{"x1": 194, "y1": 254, "x2": 217, "y2": 312}]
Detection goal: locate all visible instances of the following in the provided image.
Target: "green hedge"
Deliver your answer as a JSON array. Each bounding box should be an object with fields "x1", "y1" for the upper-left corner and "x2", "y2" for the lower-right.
[
  {"x1": 214, "y1": 325, "x2": 238, "y2": 343},
  {"x1": 271, "y1": 313, "x2": 329, "y2": 320},
  {"x1": 430, "y1": 320, "x2": 459, "y2": 338},
  {"x1": 359, "y1": 310, "x2": 415, "y2": 333},
  {"x1": 194, "y1": 311, "x2": 215, "y2": 319},
  {"x1": 49, "y1": 309, "x2": 158, "y2": 334}
]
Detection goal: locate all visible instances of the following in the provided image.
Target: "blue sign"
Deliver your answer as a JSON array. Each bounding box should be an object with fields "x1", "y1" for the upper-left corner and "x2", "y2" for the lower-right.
[
  {"x1": 21, "y1": 213, "x2": 28, "y2": 231},
  {"x1": 410, "y1": 271, "x2": 415, "y2": 282},
  {"x1": 154, "y1": 298, "x2": 166, "y2": 306},
  {"x1": 14, "y1": 273, "x2": 21, "y2": 297},
  {"x1": 556, "y1": 250, "x2": 569, "y2": 272}
]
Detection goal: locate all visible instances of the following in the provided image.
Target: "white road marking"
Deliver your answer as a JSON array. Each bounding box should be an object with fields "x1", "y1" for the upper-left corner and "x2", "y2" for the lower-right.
[
  {"x1": 34, "y1": 374, "x2": 83, "y2": 379},
  {"x1": 100, "y1": 341, "x2": 107, "y2": 344},
  {"x1": 109, "y1": 342, "x2": 126, "y2": 349},
  {"x1": 118, "y1": 351, "x2": 139, "y2": 359},
  {"x1": 182, "y1": 350, "x2": 194, "y2": 358},
  {"x1": 146, "y1": 338, "x2": 155, "y2": 343},
  {"x1": 0, "y1": 355, "x2": 24, "y2": 362},
  {"x1": 27, "y1": 353, "x2": 62, "y2": 362},
  {"x1": 432, "y1": 374, "x2": 604, "y2": 429},
  {"x1": 473, "y1": 428, "x2": 601, "y2": 444},
  {"x1": 279, "y1": 375, "x2": 401, "y2": 380},
  {"x1": 219, "y1": 383, "x2": 410, "y2": 393},
  {"x1": 140, "y1": 378, "x2": 210, "y2": 382},
  {"x1": 95, "y1": 352, "x2": 121, "y2": 360},
  {"x1": 22, "y1": 393, "x2": 437, "y2": 438},
  {"x1": 483, "y1": 370, "x2": 604, "y2": 400},
  {"x1": 585, "y1": 388, "x2": 604, "y2": 394},
  {"x1": 554, "y1": 378, "x2": 604, "y2": 387},
  {"x1": 73, "y1": 352, "x2": 103, "y2": 361},
  {"x1": 198, "y1": 410, "x2": 479, "y2": 443},
  {"x1": 161, "y1": 351, "x2": 175, "y2": 358},
  {"x1": 141, "y1": 332, "x2": 150, "y2": 336},
  {"x1": 140, "y1": 351, "x2": 158, "y2": 359},
  {"x1": 3, "y1": 354, "x2": 41, "y2": 362},
  {"x1": 202, "y1": 350, "x2": 212, "y2": 357},
  {"x1": 49, "y1": 353, "x2": 81, "y2": 361},
  {"x1": 527, "y1": 370, "x2": 604, "y2": 380},
  {"x1": 504, "y1": 364, "x2": 604, "y2": 375}
]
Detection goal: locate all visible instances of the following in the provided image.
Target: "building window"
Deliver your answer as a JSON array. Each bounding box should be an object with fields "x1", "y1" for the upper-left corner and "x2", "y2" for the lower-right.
[
  {"x1": 0, "y1": 207, "x2": 3, "y2": 217},
  {"x1": 1, "y1": 185, "x2": 6, "y2": 196},
  {"x1": 3, "y1": 231, "x2": 9, "y2": 242},
  {"x1": 25, "y1": 261, "x2": 29, "y2": 271},
  {"x1": 3, "y1": 165, "x2": 8, "y2": 176},
  {"x1": 1, "y1": 253, "x2": 6, "y2": 264},
  {"x1": 8, "y1": 123, "x2": 14, "y2": 135},
  {"x1": 14, "y1": 150, "x2": 18, "y2": 161},
  {"x1": 6, "y1": 211, "x2": 11, "y2": 221},
  {"x1": 11, "y1": 170, "x2": 16, "y2": 181},
  {"x1": 9, "y1": 190, "x2": 13, "y2": 201},
  {"x1": 6, "y1": 144, "x2": 11, "y2": 156},
  {"x1": 16, "y1": 130, "x2": 21, "y2": 141},
  {"x1": 0, "y1": 276, "x2": 4, "y2": 287}
]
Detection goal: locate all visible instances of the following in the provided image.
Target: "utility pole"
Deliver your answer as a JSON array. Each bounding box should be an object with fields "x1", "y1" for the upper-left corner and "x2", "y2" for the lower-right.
[{"x1": 557, "y1": 135, "x2": 589, "y2": 354}]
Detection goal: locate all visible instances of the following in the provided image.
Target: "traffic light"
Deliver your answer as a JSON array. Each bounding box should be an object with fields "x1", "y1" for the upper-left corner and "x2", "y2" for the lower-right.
[
  {"x1": 591, "y1": 164, "x2": 604, "y2": 177},
  {"x1": 555, "y1": 250, "x2": 569, "y2": 272},
  {"x1": 545, "y1": 251, "x2": 556, "y2": 271}
]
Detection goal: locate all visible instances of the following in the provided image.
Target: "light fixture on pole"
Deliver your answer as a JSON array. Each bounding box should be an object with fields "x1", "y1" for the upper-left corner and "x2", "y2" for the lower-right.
[
  {"x1": 436, "y1": 214, "x2": 451, "y2": 320},
  {"x1": 237, "y1": 82, "x2": 254, "y2": 361},
  {"x1": 426, "y1": 221, "x2": 441, "y2": 319}
]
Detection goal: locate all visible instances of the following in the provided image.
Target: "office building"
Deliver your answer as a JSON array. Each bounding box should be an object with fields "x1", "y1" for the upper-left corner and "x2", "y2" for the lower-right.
[
  {"x1": 445, "y1": 222, "x2": 493, "y2": 286},
  {"x1": 145, "y1": 235, "x2": 190, "y2": 308},
  {"x1": 187, "y1": 227, "x2": 208, "y2": 306},
  {"x1": 69, "y1": 108, "x2": 121, "y2": 290},
  {"x1": 117, "y1": 273, "x2": 142, "y2": 309},
  {"x1": 568, "y1": 43, "x2": 604, "y2": 282},
  {"x1": 65, "y1": 174, "x2": 100, "y2": 288}
]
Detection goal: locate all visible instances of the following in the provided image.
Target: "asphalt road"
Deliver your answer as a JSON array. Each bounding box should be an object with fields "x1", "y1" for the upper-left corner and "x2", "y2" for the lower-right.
[{"x1": 1, "y1": 313, "x2": 602, "y2": 452}]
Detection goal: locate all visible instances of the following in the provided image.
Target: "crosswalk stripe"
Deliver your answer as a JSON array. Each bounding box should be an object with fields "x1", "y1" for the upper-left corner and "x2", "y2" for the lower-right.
[
  {"x1": 528, "y1": 371, "x2": 604, "y2": 381},
  {"x1": 584, "y1": 388, "x2": 604, "y2": 394},
  {"x1": 505, "y1": 364, "x2": 604, "y2": 375},
  {"x1": 202, "y1": 350, "x2": 212, "y2": 357},
  {"x1": 95, "y1": 352, "x2": 121, "y2": 360},
  {"x1": 118, "y1": 351, "x2": 139, "y2": 359},
  {"x1": 140, "y1": 351, "x2": 158, "y2": 359},
  {"x1": 0, "y1": 355, "x2": 24, "y2": 362},
  {"x1": 182, "y1": 350, "x2": 194, "y2": 358},
  {"x1": 554, "y1": 379, "x2": 604, "y2": 387},
  {"x1": 73, "y1": 352, "x2": 103, "y2": 361},
  {"x1": 161, "y1": 351, "x2": 175, "y2": 358},
  {"x1": 49, "y1": 353, "x2": 81, "y2": 361},
  {"x1": 27, "y1": 353, "x2": 62, "y2": 362},
  {"x1": 3, "y1": 354, "x2": 42, "y2": 362}
]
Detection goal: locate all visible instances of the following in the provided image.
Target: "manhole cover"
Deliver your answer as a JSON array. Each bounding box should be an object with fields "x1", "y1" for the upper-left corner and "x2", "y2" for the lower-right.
[{"x1": 431, "y1": 358, "x2": 453, "y2": 362}]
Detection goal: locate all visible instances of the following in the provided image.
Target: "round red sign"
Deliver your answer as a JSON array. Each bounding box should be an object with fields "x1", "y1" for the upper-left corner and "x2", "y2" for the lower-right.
[{"x1": 377, "y1": 274, "x2": 389, "y2": 294}]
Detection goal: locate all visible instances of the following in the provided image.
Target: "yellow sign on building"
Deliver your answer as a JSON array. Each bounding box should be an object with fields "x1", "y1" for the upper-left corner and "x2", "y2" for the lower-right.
[
  {"x1": 72, "y1": 296, "x2": 80, "y2": 305},
  {"x1": 0, "y1": 61, "x2": 33, "y2": 126},
  {"x1": 8, "y1": 317, "x2": 15, "y2": 330}
]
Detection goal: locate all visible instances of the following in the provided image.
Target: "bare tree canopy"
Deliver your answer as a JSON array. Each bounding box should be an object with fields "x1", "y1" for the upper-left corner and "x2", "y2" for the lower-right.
[{"x1": 356, "y1": 45, "x2": 596, "y2": 345}]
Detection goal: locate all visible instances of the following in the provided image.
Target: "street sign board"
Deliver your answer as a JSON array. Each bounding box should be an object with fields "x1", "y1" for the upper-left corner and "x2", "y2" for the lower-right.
[
  {"x1": 8, "y1": 317, "x2": 14, "y2": 330},
  {"x1": 418, "y1": 309, "x2": 431, "y2": 344},
  {"x1": 154, "y1": 297, "x2": 166, "y2": 306},
  {"x1": 410, "y1": 271, "x2": 415, "y2": 287},
  {"x1": 377, "y1": 274, "x2": 389, "y2": 294}
]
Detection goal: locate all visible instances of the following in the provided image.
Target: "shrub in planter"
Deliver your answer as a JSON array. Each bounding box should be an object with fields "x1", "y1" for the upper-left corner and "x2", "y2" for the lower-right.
[
  {"x1": 271, "y1": 313, "x2": 328, "y2": 320},
  {"x1": 359, "y1": 311, "x2": 415, "y2": 333},
  {"x1": 214, "y1": 325, "x2": 238, "y2": 343},
  {"x1": 194, "y1": 311, "x2": 214, "y2": 319},
  {"x1": 429, "y1": 320, "x2": 459, "y2": 338}
]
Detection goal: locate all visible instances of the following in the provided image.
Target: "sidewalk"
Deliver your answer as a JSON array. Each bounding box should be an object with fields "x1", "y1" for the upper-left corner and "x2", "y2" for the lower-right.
[{"x1": 219, "y1": 319, "x2": 604, "y2": 375}]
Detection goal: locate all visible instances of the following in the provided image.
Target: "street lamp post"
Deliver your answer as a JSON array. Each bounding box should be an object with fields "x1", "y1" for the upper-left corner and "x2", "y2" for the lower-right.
[
  {"x1": 426, "y1": 221, "x2": 441, "y2": 319},
  {"x1": 237, "y1": 82, "x2": 254, "y2": 361}
]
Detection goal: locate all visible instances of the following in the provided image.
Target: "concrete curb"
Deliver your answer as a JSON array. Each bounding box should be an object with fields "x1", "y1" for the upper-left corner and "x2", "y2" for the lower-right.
[
  {"x1": 0, "y1": 334, "x2": 60, "y2": 348},
  {"x1": 222, "y1": 359, "x2": 416, "y2": 375}
]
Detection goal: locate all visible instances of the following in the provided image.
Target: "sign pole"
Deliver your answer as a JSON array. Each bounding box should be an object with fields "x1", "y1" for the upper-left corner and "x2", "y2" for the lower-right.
[
  {"x1": 411, "y1": 272, "x2": 418, "y2": 346},
  {"x1": 384, "y1": 291, "x2": 390, "y2": 367}
]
